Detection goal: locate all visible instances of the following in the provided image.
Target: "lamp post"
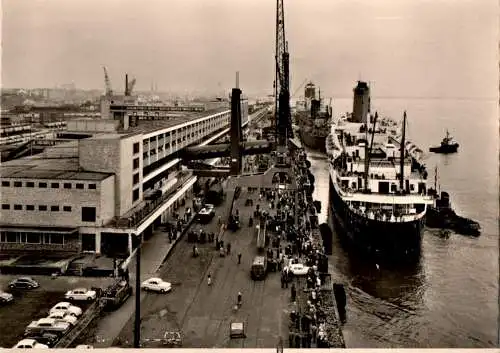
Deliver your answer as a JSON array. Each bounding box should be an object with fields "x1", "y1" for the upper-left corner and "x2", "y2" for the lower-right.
[{"x1": 133, "y1": 234, "x2": 141, "y2": 348}]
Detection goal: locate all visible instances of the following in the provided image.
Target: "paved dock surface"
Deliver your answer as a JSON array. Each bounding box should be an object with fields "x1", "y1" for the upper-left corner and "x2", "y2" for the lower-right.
[{"x1": 114, "y1": 187, "x2": 290, "y2": 348}]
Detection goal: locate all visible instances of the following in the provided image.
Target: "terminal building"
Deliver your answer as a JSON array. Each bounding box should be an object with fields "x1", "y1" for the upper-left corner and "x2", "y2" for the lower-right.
[{"x1": 0, "y1": 95, "x2": 249, "y2": 257}]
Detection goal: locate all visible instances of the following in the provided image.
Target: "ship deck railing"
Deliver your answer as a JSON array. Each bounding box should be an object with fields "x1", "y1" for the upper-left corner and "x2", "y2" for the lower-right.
[{"x1": 346, "y1": 204, "x2": 427, "y2": 222}]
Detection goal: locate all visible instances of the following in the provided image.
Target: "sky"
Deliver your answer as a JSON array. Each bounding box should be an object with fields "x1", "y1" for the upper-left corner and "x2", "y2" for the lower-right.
[{"x1": 1, "y1": 0, "x2": 498, "y2": 99}]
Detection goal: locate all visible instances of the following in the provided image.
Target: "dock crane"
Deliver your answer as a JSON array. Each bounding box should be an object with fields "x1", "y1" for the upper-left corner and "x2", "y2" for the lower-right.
[
  {"x1": 274, "y1": 0, "x2": 293, "y2": 146},
  {"x1": 125, "y1": 74, "x2": 136, "y2": 96},
  {"x1": 103, "y1": 66, "x2": 113, "y2": 97}
]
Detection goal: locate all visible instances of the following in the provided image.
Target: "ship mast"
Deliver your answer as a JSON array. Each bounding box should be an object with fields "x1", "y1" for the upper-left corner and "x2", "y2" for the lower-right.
[
  {"x1": 363, "y1": 112, "x2": 378, "y2": 192},
  {"x1": 399, "y1": 111, "x2": 407, "y2": 192}
]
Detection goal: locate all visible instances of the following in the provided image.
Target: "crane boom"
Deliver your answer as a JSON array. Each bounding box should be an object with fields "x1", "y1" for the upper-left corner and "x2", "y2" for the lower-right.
[{"x1": 103, "y1": 66, "x2": 113, "y2": 97}]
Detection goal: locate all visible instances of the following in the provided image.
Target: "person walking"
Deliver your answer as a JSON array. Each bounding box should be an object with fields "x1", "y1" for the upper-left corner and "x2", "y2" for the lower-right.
[
  {"x1": 207, "y1": 273, "x2": 212, "y2": 286},
  {"x1": 237, "y1": 291, "x2": 242, "y2": 306},
  {"x1": 237, "y1": 253, "x2": 242, "y2": 264}
]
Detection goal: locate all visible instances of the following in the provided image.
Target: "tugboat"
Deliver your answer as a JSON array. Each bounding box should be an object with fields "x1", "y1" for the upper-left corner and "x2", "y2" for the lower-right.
[
  {"x1": 429, "y1": 130, "x2": 459, "y2": 154},
  {"x1": 425, "y1": 166, "x2": 481, "y2": 236}
]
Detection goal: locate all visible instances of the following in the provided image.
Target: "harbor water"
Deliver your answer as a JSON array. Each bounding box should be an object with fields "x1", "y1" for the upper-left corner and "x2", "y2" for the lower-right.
[{"x1": 307, "y1": 97, "x2": 498, "y2": 348}]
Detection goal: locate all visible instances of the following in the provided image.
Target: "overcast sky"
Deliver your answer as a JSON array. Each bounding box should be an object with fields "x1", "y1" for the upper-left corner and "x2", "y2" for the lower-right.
[{"x1": 2, "y1": 0, "x2": 498, "y2": 98}]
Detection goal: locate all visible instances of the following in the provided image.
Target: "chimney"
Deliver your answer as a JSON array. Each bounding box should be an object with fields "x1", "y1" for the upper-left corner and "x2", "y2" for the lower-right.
[{"x1": 125, "y1": 74, "x2": 129, "y2": 96}]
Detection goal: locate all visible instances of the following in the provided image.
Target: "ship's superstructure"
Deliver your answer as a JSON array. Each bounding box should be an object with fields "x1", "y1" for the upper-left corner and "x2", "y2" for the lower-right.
[
  {"x1": 295, "y1": 82, "x2": 332, "y2": 151},
  {"x1": 326, "y1": 81, "x2": 434, "y2": 262}
]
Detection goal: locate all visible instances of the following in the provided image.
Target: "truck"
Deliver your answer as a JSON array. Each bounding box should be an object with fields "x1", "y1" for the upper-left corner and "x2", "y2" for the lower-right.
[
  {"x1": 256, "y1": 218, "x2": 267, "y2": 252},
  {"x1": 99, "y1": 279, "x2": 132, "y2": 311}
]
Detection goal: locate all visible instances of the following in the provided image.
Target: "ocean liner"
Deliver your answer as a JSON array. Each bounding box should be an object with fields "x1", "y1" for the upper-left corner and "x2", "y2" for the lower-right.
[
  {"x1": 295, "y1": 82, "x2": 332, "y2": 151},
  {"x1": 325, "y1": 81, "x2": 434, "y2": 263}
]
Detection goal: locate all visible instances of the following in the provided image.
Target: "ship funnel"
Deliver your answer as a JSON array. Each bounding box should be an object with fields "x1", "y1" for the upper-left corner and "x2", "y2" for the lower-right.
[{"x1": 352, "y1": 81, "x2": 370, "y2": 123}]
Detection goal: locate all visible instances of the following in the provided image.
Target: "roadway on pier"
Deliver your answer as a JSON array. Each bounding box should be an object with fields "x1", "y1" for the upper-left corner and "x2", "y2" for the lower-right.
[{"x1": 114, "y1": 188, "x2": 290, "y2": 348}]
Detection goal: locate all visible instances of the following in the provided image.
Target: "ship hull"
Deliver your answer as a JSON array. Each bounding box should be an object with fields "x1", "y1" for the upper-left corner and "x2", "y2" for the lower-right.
[
  {"x1": 429, "y1": 143, "x2": 459, "y2": 154},
  {"x1": 299, "y1": 128, "x2": 327, "y2": 152},
  {"x1": 328, "y1": 177, "x2": 424, "y2": 264}
]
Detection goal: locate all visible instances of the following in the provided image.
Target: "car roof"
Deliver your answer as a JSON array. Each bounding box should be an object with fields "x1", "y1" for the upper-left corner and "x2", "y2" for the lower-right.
[
  {"x1": 49, "y1": 310, "x2": 67, "y2": 316},
  {"x1": 55, "y1": 301, "x2": 71, "y2": 305},
  {"x1": 18, "y1": 339, "x2": 37, "y2": 345},
  {"x1": 72, "y1": 288, "x2": 87, "y2": 291},
  {"x1": 18, "y1": 277, "x2": 34, "y2": 281},
  {"x1": 253, "y1": 256, "x2": 266, "y2": 264},
  {"x1": 148, "y1": 277, "x2": 162, "y2": 281},
  {"x1": 38, "y1": 318, "x2": 56, "y2": 324}
]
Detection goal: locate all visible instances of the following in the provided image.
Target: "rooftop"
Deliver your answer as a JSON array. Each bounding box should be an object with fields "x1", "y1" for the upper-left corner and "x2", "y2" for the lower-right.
[
  {"x1": 68, "y1": 106, "x2": 231, "y2": 138},
  {"x1": 122, "y1": 106, "x2": 230, "y2": 135},
  {"x1": 0, "y1": 156, "x2": 112, "y2": 181}
]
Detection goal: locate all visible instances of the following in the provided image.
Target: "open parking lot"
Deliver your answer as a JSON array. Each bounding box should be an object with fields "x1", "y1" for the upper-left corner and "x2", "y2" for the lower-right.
[{"x1": 0, "y1": 274, "x2": 114, "y2": 348}]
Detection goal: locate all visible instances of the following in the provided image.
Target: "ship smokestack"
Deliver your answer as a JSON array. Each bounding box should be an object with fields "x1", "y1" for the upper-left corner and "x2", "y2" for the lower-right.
[
  {"x1": 352, "y1": 81, "x2": 370, "y2": 123},
  {"x1": 305, "y1": 82, "x2": 316, "y2": 100}
]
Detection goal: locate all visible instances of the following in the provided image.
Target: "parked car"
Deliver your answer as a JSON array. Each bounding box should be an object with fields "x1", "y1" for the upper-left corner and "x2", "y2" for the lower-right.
[
  {"x1": 25, "y1": 318, "x2": 71, "y2": 336},
  {"x1": 8, "y1": 277, "x2": 39, "y2": 290},
  {"x1": 24, "y1": 333, "x2": 59, "y2": 347},
  {"x1": 0, "y1": 291, "x2": 14, "y2": 304},
  {"x1": 13, "y1": 339, "x2": 49, "y2": 349},
  {"x1": 289, "y1": 263, "x2": 310, "y2": 276},
  {"x1": 47, "y1": 310, "x2": 78, "y2": 326},
  {"x1": 65, "y1": 288, "x2": 97, "y2": 301},
  {"x1": 49, "y1": 302, "x2": 82, "y2": 317},
  {"x1": 141, "y1": 278, "x2": 172, "y2": 293},
  {"x1": 75, "y1": 345, "x2": 94, "y2": 349}
]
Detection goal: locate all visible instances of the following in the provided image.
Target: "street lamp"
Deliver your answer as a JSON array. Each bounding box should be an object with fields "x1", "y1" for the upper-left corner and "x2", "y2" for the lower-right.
[{"x1": 134, "y1": 234, "x2": 142, "y2": 348}]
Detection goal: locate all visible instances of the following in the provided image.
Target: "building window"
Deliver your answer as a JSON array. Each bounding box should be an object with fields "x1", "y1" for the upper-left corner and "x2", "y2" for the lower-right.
[
  {"x1": 1, "y1": 181, "x2": 10, "y2": 187},
  {"x1": 1, "y1": 204, "x2": 10, "y2": 210},
  {"x1": 82, "y1": 207, "x2": 96, "y2": 222},
  {"x1": 133, "y1": 157, "x2": 140, "y2": 170},
  {"x1": 26, "y1": 182, "x2": 35, "y2": 188},
  {"x1": 26, "y1": 234, "x2": 40, "y2": 244},
  {"x1": 133, "y1": 142, "x2": 140, "y2": 154},
  {"x1": 63, "y1": 206, "x2": 72, "y2": 212},
  {"x1": 51, "y1": 234, "x2": 64, "y2": 244},
  {"x1": 64, "y1": 183, "x2": 72, "y2": 189},
  {"x1": 13, "y1": 181, "x2": 22, "y2": 187},
  {"x1": 88, "y1": 184, "x2": 96, "y2": 189},
  {"x1": 51, "y1": 183, "x2": 59, "y2": 188},
  {"x1": 14, "y1": 204, "x2": 22, "y2": 210},
  {"x1": 51, "y1": 206, "x2": 60, "y2": 212},
  {"x1": 133, "y1": 173, "x2": 140, "y2": 185},
  {"x1": 39, "y1": 205, "x2": 47, "y2": 211},
  {"x1": 26, "y1": 205, "x2": 35, "y2": 211},
  {"x1": 76, "y1": 183, "x2": 84, "y2": 189},
  {"x1": 6, "y1": 233, "x2": 17, "y2": 243},
  {"x1": 133, "y1": 188, "x2": 140, "y2": 202},
  {"x1": 39, "y1": 182, "x2": 47, "y2": 188}
]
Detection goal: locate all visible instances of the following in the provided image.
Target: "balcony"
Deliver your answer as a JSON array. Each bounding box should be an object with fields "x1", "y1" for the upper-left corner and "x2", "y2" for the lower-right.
[{"x1": 110, "y1": 171, "x2": 193, "y2": 229}]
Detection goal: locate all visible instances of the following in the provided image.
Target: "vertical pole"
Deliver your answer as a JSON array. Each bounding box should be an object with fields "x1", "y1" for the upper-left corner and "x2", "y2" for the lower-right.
[{"x1": 134, "y1": 235, "x2": 141, "y2": 348}]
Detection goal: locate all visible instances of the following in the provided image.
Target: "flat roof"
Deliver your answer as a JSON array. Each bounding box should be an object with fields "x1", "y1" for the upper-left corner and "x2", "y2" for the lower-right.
[
  {"x1": 0, "y1": 156, "x2": 113, "y2": 181},
  {"x1": 125, "y1": 106, "x2": 230, "y2": 135}
]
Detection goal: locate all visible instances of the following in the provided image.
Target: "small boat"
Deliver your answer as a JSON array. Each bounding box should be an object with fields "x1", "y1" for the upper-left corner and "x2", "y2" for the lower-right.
[{"x1": 429, "y1": 130, "x2": 459, "y2": 154}]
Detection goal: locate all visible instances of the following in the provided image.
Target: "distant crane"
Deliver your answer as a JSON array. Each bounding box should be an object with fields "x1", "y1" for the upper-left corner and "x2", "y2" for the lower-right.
[
  {"x1": 103, "y1": 66, "x2": 113, "y2": 97},
  {"x1": 291, "y1": 78, "x2": 309, "y2": 99},
  {"x1": 125, "y1": 74, "x2": 136, "y2": 96}
]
